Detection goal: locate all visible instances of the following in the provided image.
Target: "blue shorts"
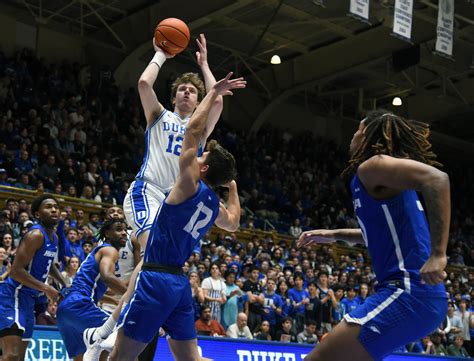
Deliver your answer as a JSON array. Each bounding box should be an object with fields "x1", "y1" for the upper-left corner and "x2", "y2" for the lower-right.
[
  {"x1": 123, "y1": 180, "x2": 166, "y2": 238},
  {"x1": 0, "y1": 282, "x2": 35, "y2": 339},
  {"x1": 344, "y1": 286, "x2": 447, "y2": 360},
  {"x1": 119, "y1": 271, "x2": 196, "y2": 343},
  {"x1": 57, "y1": 292, "x2": 110, "y2": 357}
]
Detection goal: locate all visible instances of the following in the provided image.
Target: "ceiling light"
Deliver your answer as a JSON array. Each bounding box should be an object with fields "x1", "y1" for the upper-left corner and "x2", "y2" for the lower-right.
[
  {"x1": 270, "y1": 55, "x2": 281, "y2": 65},
  {"x1": 392, "y1": 97, "x2": 402, "y2": 106}
]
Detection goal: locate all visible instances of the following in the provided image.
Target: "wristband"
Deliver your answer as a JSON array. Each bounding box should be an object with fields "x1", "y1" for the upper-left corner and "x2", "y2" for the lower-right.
[{"x1": 150, "y1": 51, "x2": 166, "y2": 68}]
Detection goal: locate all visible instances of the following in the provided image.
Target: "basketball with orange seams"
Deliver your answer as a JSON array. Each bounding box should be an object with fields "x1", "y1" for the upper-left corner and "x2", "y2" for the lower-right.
[{"x1": 154, "y1": 18, "x2": 190, "y2": 56}]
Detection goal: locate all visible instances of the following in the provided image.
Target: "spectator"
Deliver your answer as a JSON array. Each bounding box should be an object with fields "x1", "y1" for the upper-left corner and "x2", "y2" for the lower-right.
[
  {"x1": 447, "y1": 301, "x2": 464, "y2": 341},
  {"x1": 297, "y1": 319, "x2": 319, "y2": 344},
  {"x1": 189, "y1": 271, "x2": 205, "y2": 321},
  {"x1": 356, "y1": 282, "x2": 369, "y2": 305},
  {"x1": 317, "y1": 270, "x2": 334, "y2": 333},
  {"x1": 275, "y1": 317, "x2": 296, "y2": 343},
  {"x1": 261, "y1": 278, "x2": 283, "y2": 336},
  {"x1": 14, "y1": 173, "x2": 32, "y2": 190},
  {"x1": 431, "y1": 331, "x2": 448, "y2": 355},
  {"x1": 63, "y1": 228, "x2": 84, "y2": 263},
  {"x1": 447, "y1": 335, "x2": 470, "y2": 358},
  {"x1": 277, "y1": 280, "x2": 292, "y2": 323},
  {"x1": 1, "y1": 232, "x2": 16, "y2": 261},
  {"x1": 36, "y1": 300, "x2": 58, "y2": 326},
  {"x1": 222, "y1": 270, "x2": 244, "y2": 330},
  {"x1": 61, "y1": 256, "x2": 80, "y2": 287},
  {"x1": 0, "y1": 168, "x2": 11, "y2": 186},
  {"x1": 288, "y1": 273, "x2": 310, "y2": 333},
  {"x1": 340, "y1": 286, "x2": 360, "y2": 314},
  {"x1": 305, "y1": 281, "x2": 323, "y2": 331},
  {"x1": 289, "y1": 219, "x2": 302, "y2": 238},
  {"x1": 195, "y1": 306, "x2": 226, "y2": 337},
  {"x1": 254, "y1": 320, "x2": 272, "y2": 341},
  {"x1": 331, "y1": 284, "x2": 346, "y2": 325},
  {"x1": 81, "y1": 238, "x2": 94, "y2": 258},
  {"x1": 201, "y1": 263, "x2": 226, "y2": 321},
  {"x1": 37, "y1": 155, "x2": 59, "y2": 190},
  {"x1": 226, "y1": 312, "x2": 253, "y2": 339},
  {"x1": 0, "y1": 246, "x2": 11, "y2": 281},
  {"x1": 243, "y1": 265, "x2": 264, "y2": 333},
  {"x1": 94, "y1": 184, "x2": 117, "y2": 205},
  {"x1": 454, "y1": 299, "x2": 471, "y2": 352}
]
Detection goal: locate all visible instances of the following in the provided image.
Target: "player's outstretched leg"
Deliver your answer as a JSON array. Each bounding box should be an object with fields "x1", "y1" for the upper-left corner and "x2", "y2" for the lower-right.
[{"x1": 303, "y1": 321, "x2": 372, "y2": 361}]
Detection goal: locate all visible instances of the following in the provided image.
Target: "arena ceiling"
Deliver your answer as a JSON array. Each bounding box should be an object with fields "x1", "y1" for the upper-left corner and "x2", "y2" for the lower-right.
[{"x1": 2, "y1": 0, "x2": 474, "y2": 142}]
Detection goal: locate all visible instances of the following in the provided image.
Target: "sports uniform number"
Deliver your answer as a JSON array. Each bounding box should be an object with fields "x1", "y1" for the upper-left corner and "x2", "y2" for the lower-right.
[
  {"x1": 184, "y1": 201, "x2": 213, "y2": 239},
  {"x1": 166, "y1": 134, "x2": 183, "y2": 156},
  {"x1": 41, "y1": 259, "x2": 53, "y2": 279}
]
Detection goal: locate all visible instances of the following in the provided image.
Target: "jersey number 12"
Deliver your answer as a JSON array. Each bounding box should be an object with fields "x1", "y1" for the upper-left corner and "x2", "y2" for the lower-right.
[
  {"x1": 184, "y1": 201, "x2": 213, "y2": 239},
  {"x1": 166, "y1": 134, "x2": 183, "y2": 156}
]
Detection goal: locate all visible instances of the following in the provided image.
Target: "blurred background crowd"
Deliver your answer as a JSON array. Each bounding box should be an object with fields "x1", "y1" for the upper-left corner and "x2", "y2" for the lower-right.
[{"x1": 0, "y1": 49, "x2": 472, "y2": 358}]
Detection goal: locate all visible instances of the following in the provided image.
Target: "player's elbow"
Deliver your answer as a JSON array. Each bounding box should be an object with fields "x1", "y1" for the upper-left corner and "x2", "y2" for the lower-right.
[{"x1": 137, "y1": 77, "x2": 153, "y2": 91}]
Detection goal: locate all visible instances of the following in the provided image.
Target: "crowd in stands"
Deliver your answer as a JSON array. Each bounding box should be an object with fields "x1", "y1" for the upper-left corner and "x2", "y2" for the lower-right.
[{"x1": 0, "y1": 49, "x2": 473, "y2": 357}]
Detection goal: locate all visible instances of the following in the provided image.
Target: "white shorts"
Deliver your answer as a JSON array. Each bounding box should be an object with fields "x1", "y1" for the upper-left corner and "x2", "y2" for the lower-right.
[{"x1": 123, "y1": 180, "x2": 166, "y2": 238}]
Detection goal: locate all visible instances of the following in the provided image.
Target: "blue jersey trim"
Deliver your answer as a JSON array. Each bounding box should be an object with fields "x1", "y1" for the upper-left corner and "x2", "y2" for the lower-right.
[{"x1": 149, "y1": 109, "x2": 167, "y2": 129}]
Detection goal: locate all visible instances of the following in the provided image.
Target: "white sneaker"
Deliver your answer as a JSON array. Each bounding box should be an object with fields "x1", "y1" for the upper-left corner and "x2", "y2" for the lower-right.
[
  {"x1": 100, "y1": 330, "x2": 117, "y2": 353},
  {"x1": 83, "y1": 328, "x2": 103, "y2": 361}
]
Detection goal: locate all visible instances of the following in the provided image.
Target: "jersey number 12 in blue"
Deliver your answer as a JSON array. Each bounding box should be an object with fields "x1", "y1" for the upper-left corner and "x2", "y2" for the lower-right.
[{"x1": 166, "y1": 134, "x2": 183, "y2": 156}]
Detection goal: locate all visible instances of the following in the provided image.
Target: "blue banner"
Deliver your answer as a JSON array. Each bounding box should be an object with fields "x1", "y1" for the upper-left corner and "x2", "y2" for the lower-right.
[{"x1": 28, "y1": 326, "x2": 466, "y2": 361}]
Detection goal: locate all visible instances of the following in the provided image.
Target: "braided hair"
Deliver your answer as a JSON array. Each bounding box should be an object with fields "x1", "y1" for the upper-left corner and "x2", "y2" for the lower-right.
[
  {"x1": 98, "y1": 219, "x2": 127, "y2": 242},
  {"x1": 342, "y1": 110, "x2": 441, "y2": 178}
]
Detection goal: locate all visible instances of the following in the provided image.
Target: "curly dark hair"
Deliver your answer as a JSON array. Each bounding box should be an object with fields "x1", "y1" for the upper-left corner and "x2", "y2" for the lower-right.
[
  {"x1": 342, "y1": 110, "x2": 441, "y2": 178},
  {"x1": 98, "y1": 219, "x2": 127, "y2": 242},
  {"x1": 31, "y1": 194, "x2": 58, "y2": 217}
]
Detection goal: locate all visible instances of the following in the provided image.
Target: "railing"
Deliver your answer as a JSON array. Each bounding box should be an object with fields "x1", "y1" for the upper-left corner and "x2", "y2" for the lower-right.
[{"x1": 1, "y1": 186, "x2": 472, "y2": 273}]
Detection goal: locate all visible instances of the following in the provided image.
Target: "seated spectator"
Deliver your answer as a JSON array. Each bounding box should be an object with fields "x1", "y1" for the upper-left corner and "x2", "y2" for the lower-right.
[
  {"x1": 297, "y1": 319, "x2": 319, "y2": 344},
  {"x1": 430, "y1": 331, "x2": 448, "y2": 355},
  {"x1": 254, "y1": 320, "x2": 272, "y2": 341},
  {"x1": 275, "y1": 317, "x2": 296, "y2": 343},
  {"x1": 0, "y1": 246, "x2": 11, "y2": 281},
  {"x1": 94, "y1": 184, "x2": 117, "y2": 205},
  {"x1": 195, "y1": 306, "x2": 226, "y2": 337},
  {"x1": 447, "y1": 335, "x2": 470, "y2": 358},
  {"x1": 36, "y1": 300, "x2": 58, "y2": 326},
  {"x1": 226, "y1": 312, "x2": 253, "y2": 339}
]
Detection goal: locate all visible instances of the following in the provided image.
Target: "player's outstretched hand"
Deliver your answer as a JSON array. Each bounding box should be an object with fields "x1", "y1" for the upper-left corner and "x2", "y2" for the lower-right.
[
  {"x1": 196, "y1": 33, "x2": 208, "y2": 67},
  {"x1": 152, "y1": 38, "x2": 175, "y2": 58},
  {"x1": 296, "y1": 230, "x2": 336, "y2": 248},
  {"x1": 44, "y1": 285, "x2": 60, "y2": 303},
  {"x1": 420, "y1": 254, "x2": 447, "y2": 285},
  {"x1": 213, "y1": 72, "x2": 246, "y2": 96}
]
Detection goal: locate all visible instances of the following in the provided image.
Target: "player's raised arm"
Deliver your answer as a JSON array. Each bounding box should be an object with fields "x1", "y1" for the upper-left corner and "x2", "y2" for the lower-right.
[
  {"x1": 215, "y1": 180, "x2": 241, "y2": 232},
  {"x1": 169, "y1": 73, "x2": 245, "y2": 202},
  {"x1": 195, "y1": 34, "x2": 224, "y2": 139},
  {"x1": 10, "y1": 230, "x2": 59, "y2": 301},
  {"x1": 358, "y1": 154, "x2": 450, "y2": 284},
  {"x1": 138, "y1": 39, "x2": 173, "y2": 126}
]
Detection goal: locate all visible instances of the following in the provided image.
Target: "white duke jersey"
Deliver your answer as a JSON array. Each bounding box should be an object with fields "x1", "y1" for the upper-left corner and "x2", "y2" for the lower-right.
[
  {"x1": 135, "y1": 109, "x2": 204, "y2": 193},
  {"x1": 116, "y1": 230, "x2": 135, "y2": 282}
]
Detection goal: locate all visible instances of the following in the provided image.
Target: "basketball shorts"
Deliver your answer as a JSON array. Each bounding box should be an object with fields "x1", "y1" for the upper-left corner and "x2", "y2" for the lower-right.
[
  {"x1": 57, "y1": 292, "x2": 110, "y2": 357},
  {"x1": 118, "y1": 271, "x2": 196, "y2": 343},
  {"x1": 0, "y1": 283, "x2": 35, "y2": 339},
  {"x1": 123, "y1": 180, "x2": 166, "y2": 238},
  {"x1": 344, "y1": 285, "x2": 448, "y2": 360}
]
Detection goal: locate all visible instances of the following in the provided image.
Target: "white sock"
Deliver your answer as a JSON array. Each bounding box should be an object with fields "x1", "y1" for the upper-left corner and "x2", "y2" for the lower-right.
[{"x1": 97, "y1": 315, "x2": 117, "y2": 340}]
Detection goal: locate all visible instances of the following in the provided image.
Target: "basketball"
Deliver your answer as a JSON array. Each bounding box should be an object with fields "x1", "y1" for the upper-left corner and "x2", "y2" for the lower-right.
[{"x1": 154, "y1": 18, "x2": 190, "y2": 56}]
